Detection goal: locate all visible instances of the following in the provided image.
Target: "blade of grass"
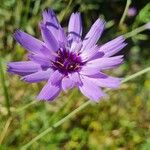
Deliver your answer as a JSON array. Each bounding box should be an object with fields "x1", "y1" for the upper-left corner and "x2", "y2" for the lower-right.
[
  {"x1": 21, "y1": 67, "x2": 150, "y2": 150},
  {"x1": 0, "y1": 58, "x2": 11, "y2": 116},
  {"x1": 0, "y1": 117, "x2": 12, "y2": 144},
  {"x1": 58, "y1": 0, "x2": 73, "y2": 23}
]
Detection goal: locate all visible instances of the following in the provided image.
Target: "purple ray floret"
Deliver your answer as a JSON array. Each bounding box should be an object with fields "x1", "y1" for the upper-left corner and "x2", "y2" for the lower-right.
[{"x1": 8, "y1": 8, "x2": 127, "y2": 102}]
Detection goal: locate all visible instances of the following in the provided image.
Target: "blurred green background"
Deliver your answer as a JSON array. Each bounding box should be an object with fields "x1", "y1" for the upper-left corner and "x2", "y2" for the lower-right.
[{"x1": 0, "y1": 0, "x2": 150, "y2": 149}]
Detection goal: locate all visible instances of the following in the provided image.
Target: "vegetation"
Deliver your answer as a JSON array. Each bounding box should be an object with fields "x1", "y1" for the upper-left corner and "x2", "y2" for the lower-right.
[{"x1": 0, "y1": 0, "x2": 150, "y2": 149}]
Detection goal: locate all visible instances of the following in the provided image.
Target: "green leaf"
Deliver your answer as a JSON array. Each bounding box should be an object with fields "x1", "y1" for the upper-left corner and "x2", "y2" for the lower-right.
[{"x1": 137, "y1": 3, "x2": 150, "y2": 23}]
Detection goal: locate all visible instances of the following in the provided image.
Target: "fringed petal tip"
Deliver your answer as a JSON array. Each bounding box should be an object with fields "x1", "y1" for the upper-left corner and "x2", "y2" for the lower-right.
[
  {"x1": 36, "y1": 95, "x2": 52, "y2": 102},
  {"x1": 36, "y1": 94, "x2": 53, "y2": 101},
  {"x1": 36, "y1": 94, "x2": 58, "y2": 102},
  {"x1": 7, "y1": 67, "x2": 15, "y2": 74},
  {"x1": 7, "y1": 63, "x2": 16, "y2": 73},
  {"x1": 13, "y1": 29, "x2": 21, "y2": 41},
  {"x1": 42, "y1": 8, "x2": 54, "y2": 14},
  {"x1": 42, "y1": 8, "x2": 57, "y2": 22},
  {"x1": 94, "y1": 18, "x2": 106, "y2": 28},
  {"x1": 36, "y1": 95, "x2": 48, "y2": 101},
  {"x1": 68, "y1": 12, "x2": 82, "y2": 42},
  {"x1": 99, "y1": 35, "x2": 127, "y2": 57}
]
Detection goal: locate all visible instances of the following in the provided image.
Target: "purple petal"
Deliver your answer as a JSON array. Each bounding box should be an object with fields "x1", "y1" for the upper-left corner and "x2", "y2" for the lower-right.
[
  {"x1": 37, "y1": 79, "x2": 61, "y2": 101},
  {"x1": 40, "y1": 23, "x2": 59, "y2": 52},
  {"x1": 7, "y1": 61, "x2": 41, "y2": 76},
  {"x1": 62, "y1": 77, "x2": 74, "y2": 92},
  {"x1": 39, "y1": 45, "x2": 55, "y2": 58},
  {"x1": 80, "y1": 45, "x2": 104, "y2": 62},
  {"x1": 42, "y1": 9, "x2": 67, "y2": 45},
  {"x1": 68, "y1": 12, "x2": 82, "y2": 42},
  {"x1": 28, "y1": 54, "x2": 51, "y2": 68},
  {"x1": 13, "y1": 29, "x2": 45, "y2": 54},
  {"x1": 70, "y1": 41, "x2": 82, "y2": 52},
  {"x1": 79, "y1": 66, "x2": 100, "y2": 76},
  {"x1": 86, "y1": 55, "x2": 124, "y2": 70},
  {"x1": 87, "y1": 73, "x2": 122, "y2": 88},
  {"x1": 50, "y1": 70, "x2": 63, "y2": 86},
  {"x1": 82, "y1": 19, "x2": 105, "y2": 50},
  {"x1": 42, "y1": 9, "x2": 60, "y2": 36},
  {"x1": 79, "y1": 75, "x2": 105, "y2": 102},
  {"x1": 21, "y1": 69, "x2": 53, "y2": 83},
  {"x1": 69, "y1": 72, "x2": 82, "y2": 86},
  {"x1": 88, "y1": 51, "x2": 105, "y2": 61},
  {"x1": 57, "y1": 27, "x2": 67, "y2": 45},
  {"x1": 100, "y1": 36, "x2": 127, "y2": 57}
]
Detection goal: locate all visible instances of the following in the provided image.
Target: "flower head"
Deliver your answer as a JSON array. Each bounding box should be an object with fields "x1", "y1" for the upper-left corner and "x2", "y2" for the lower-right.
[
  {"x1": 127, "y1": 7, "x2": 137, "y2": 17},
  {"x1": 8, "y1": 9, "x2": 127, "y2": 102}
]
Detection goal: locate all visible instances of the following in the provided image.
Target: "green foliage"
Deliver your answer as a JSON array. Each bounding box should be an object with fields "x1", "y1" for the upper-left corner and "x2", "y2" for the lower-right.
[
  {"x1": 0, "y1": 0, "x2": 150, "y2": 149},
  {"x1": 136, "y1": 3, "x2": 150, "y2": 24}
]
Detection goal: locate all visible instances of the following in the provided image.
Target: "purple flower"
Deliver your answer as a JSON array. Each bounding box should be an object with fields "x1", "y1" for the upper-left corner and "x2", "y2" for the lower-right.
[
  {"x1": 127, "y1": 7, "x2": 137, "y2": 17},
  {"x1": 8, "y1": 9, "x2": 127, "y2": 102}
]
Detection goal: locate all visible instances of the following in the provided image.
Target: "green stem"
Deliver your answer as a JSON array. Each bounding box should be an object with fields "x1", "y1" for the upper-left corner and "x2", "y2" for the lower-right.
[
  {"x1": 121, "y1": 67, "x2": 150, "y2": 83},
  {"x1": 21, "y1": 67, "x2": 150, "y2": 149},
  {"x1": 119, "y1": 0, "x2": 131, "y2": 26},
  {"x1": 14, "y1": 101, "x2": 37, "y2": 113},
  {"x1": 0, "y1": 58, "x2": 11, "y2": 116},
  {"x1": 123, "y1": 24, "x2": 148, "y2": 39}
]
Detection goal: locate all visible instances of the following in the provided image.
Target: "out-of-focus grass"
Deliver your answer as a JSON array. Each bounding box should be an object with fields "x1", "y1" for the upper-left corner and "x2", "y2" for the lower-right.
[{"x1": 0, "y1": 0, "x2": 150, "y2": 149}]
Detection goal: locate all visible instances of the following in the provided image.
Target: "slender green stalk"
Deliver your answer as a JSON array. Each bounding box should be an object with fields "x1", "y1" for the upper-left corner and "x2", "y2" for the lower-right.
[
  {"x1": 121, "y1": 67, "x2": 150, "y2": 83},
  {"x1": 21, "y1": 67, "x2": 150, "y2": 149},
  {"x1": 0, "y1": 58, "x2": 11, "y2": 116},
  {"x1": 124, "y1": 24, "x2": 148, "y2": 39},
  {"x1": 119, "y1": 0, "x2": 131, "y2": 26},
  {"x1": 14, "y1": 101, "x2": 37, "y2": 113}
]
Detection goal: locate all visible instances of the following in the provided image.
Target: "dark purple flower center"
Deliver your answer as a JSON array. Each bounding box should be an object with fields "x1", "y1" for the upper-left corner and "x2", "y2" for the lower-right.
[{"x1": 52, "y1": 49, "x2": 83, "y2": 74}]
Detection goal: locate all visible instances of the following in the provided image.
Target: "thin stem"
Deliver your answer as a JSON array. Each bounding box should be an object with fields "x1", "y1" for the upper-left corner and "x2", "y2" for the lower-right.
[
  {"x1": 119, "y1": 0, "x2": 131, "y2": 26},
  {"x1": 14, "y1": 100, "x2": 37, "y2": 113},
  {"x1": 0, "y1": 58, "x2": 11, "y2": 116},
  {"x1": 123, "y1": 24, "x2": 148, "y2": 39},
  {"x1": 21, "y1": 67, "x2": 150, "y2": 149},
  {"x1": 121, "y1": 67, "x2": 150, "y2": 83}
]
